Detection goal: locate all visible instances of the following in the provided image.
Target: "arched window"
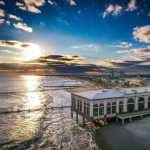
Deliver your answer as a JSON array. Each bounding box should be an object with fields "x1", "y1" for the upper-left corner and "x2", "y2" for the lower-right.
[
  {"x1": 72, "y1": 98, "x2": 76, "y2": 108},
  {"x1": 138, "y1": 97, "x2": 144, "y2": 111},
  {"x1": 79, "y1": 101, "x2": 82, "y2": 111},
  {"x1": 99, "y1": 103, "x2": 104, "y2": 115},
  {"x1": 127, "y1": 98, "x2": 134, "y2": 113},
  {"x1": 119, "y1": 101, "x2": 123, "y2": 114},
  {"x1": 112, "y1": 102, "x2": 116, "y2": 113},
  {"x1": 87, "y1": 103, "x2": 90, "y2": 115},
  {"x1": 148, "y1": 96, "x2": 150, "y2": 109},
  {"x1": 107, "y1": 103, "x2": 111, "y2": 114},
  {"x1": 84, "y1": 102, "x2": 86, "y2": 114},
  {"x1": 71, "y1": 99, "x2": 73, "y2": 107},
  {"x1": 77, "y1": 100, "x2": 80, "y2": 110},
  {"x1": 74, "y1": 99, "x2": 76, "y2": 109},
  {"x1": 93, "y1": 104, "x2": 98, "y2": 116}
]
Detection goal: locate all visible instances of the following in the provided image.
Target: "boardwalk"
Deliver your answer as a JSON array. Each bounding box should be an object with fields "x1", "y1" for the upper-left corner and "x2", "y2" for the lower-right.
[{"x1": 117, "y1": 110, "x2": 150, "y2": 125}]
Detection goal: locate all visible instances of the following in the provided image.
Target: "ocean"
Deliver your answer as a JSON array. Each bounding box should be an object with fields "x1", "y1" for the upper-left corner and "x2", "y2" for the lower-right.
[{"x1": 0, "y1": 75, "x2": 97, "y2": 150}]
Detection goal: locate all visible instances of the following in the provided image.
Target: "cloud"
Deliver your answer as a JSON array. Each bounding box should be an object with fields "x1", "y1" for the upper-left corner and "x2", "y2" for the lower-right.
[
  {"x1": 102, "y1": 4, "x2": 123, "y2": 18},
  {"x1": 26, "y1": 5, "x2": 41, "y2": 13},
  {"x1": 0, "y1": 0, "x2": 5, "y2": 5},
  {"x1": 133, "y1": 25, "x2": 150, "y2": 43},
  {"x1": 117, "y1": 47, "x2": 150, "y2": 62},
  {"x1": 16, "y1": 2, "x2": 27, "y2": 11},
  {"x1": 68, "y1": 0, "x2": 76, "y2": 6},
  {"x1": 131, "y1": 48, "x2": 150, "y2": 57},
  {"x1": 0, "y1": 40, "x2": 36, "y2": 49},
  {"x1": 6, "y1": 21, "x2": 10, "y2": 26},
  {"x1": 0, "y1": 19, "x2": 10, "y2": 26},
  {"x1": 97, "y1": 59, "x2": 124, "y2": 68},
  {"x1": 56, "y1": 17, "x2": 69, "y2": 26},
  {"x1": 0, "y1": 9, "x2": 5, "y2": 17},
  {"x1": 109, "y1": 41, "x2": 132, "y2": 48},
  {"x1": 13, "y1": 22, "x2": 32, "y2": 32},
  {"x1": 126, "y1": 0, "x2": 137, "y2": 11},
  {"x1": 24, "y1": 0, "x2": 45, "y2": 6},
  {"x1": 0, "y1": 18, "x2": 4, "y2": 25},
  {"x1": 117, "y1": 47, "x2": 150, "y2": 54},
  {"x1": 22, "y1": 0, "x2": 45, "y2": 13},
  {"x1": 48, "y1": 0, "x2": 56, "y2": 6},
  {"x1": 16, "y1": 0, "x2": 45, "y2": 13},
  {"x1": 38, "y1": 55, "x2": 83, "y2": 64},
  {"x1": 9, "y1": 14, "x2": 22, "y2": 21},
  {"x1": 71, "y1": 44, "x2": 99, "y2": 51},
  {"x1": 117, "y1": 50, "x2": 130, "y2": 54},
  {"x1": 116, "y1": 42, "x2": 132, "y2": 48}
]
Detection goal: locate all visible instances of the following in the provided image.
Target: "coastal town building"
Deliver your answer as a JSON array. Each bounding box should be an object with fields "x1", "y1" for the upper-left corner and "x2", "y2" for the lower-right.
[
  {"x1": 108, "y1": 70, "x2": 125, "y2": 79},
  {"x1": 71, "y1": 87, "x2": 150, "y2": 125},
  {"x1": 125, "y1": 78, "x2": 141, "y2": 86}
]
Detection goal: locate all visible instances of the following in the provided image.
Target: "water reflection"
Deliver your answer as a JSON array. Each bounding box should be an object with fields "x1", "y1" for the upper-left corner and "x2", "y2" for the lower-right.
[{"x1": 22, "y1": 75, "x2": 41, "y2": 109}]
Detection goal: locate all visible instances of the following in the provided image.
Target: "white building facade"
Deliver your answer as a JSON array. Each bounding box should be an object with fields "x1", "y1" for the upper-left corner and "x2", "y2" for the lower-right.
[{"x1": 71, "y1": 87, "x2": 150, "y2": 122}]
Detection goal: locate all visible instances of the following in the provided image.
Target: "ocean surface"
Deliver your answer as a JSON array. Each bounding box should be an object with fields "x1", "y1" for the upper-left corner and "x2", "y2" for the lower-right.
[{"x1": 0, "y1": 75, "x2": 97, "y2": 150}]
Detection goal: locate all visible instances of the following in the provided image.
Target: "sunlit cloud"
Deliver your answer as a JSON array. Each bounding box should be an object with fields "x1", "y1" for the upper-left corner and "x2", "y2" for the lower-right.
[
  {"x1": 6, "y1": 21, "x2": 10, "y2": 25},
  {"x1": 16, "y1": 2, "x2": 27, "y2": 11},
  {"x1": 133, "y1": 25, "x2": 150, "y2": 43},
  {"x1": 68, "y1": 0, "x2": 77, "y2": 6},
  {"x1": 9, "y1": 14, "x2": 22, "y2": 21},
  {"x1": 117, "y1": 50, "x2": 130, "y2": 54},
  {"x1": 0, "y1": 40, "x2": 42, "y2": 62},
  {"x1": 122, "y1": 55, "x2": 143, "y2": 61},
  {"x1": 117, "y1": 47, "x2": 150, "y2": 56},
  {"x1": 13, "y1": 22, "x2": 32, "y2": 32},
  {"x1": 0, "y1": 18, "x2": 4, "y2": 25},
  {"x1": 109, "y1": 41, "x2": 132, "y2": 48},
  {"x1": 97, "y1": 59, "x2": 124, "y2": 68},
  {"x1": 26, "y1": 5, "x2": 41, "y2": 13},
  {"x1": 102, "y1": 4, "x2": 123, "y2": 18},
  {"x1": 0, "y1": 40, "x2": 37, "y2": 49},
  {"x1": 0, "y1": 9, "x2": 5, "y2": 17},
  {"x1": 126, "y1": 0, "x2": 137, "y2": 11},
  {"x1": 22, "y1": 0, "x2": 45, "y2": 13},
  {"x1": 0, "y1": 0, "x2": 5, "y2": 5},
  {"x1": 24, "y1": 0, "x2": 45, "y2": 6},
  {"x1": 116, "y1": 42, "x2": 132, "y2": 48},
  {"x1": 48, "y1": 0, "x2": 56, "y2": 6}
]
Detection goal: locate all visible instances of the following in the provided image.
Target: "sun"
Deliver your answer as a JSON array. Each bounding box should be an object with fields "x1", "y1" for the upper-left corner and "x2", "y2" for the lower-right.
[{"x1": 23, "y1": 44, "x2": 42, "y2": 61}]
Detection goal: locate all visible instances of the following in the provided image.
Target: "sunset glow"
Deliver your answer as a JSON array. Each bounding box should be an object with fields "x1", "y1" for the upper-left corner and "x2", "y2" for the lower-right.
[{"x1": 23, "y1": 44, "x2": 42, "y2": 61}]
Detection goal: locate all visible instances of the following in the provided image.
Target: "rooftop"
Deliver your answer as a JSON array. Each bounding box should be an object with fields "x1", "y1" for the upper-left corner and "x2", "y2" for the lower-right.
[{"x1": 73, "y1": 87, "x2": 150, "y2": 100}]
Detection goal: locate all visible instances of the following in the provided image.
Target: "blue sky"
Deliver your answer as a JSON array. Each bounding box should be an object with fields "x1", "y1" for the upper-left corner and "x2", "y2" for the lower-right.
[{"x1": 0, "y1": 0, "x2": 150, "y2": 73}]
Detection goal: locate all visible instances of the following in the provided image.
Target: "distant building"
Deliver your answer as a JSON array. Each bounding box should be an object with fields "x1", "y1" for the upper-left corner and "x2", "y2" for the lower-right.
[
  {"x1": 71, "y1": 87, "x2": 150, "y2": 125},
  {"x1": 125, "y1": 78, "x2": 141, "y2": 86},
  {"x1": 109, "y1": 70, "x2": 125, "y2": 78}
]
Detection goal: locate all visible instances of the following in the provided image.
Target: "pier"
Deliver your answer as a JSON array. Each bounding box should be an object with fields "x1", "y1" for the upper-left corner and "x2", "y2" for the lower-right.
[
  {"x1": 116, "y1": 109, "x2": 150, "y2": 125},
  {"x1": 71, "y1": 87, "x2": 150, "y2": 126}
]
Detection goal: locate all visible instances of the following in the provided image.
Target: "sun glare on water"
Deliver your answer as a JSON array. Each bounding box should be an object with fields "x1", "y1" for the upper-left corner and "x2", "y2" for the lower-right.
[{"x1": 23, "y1": 44, "x2": 42, "y2": 61}]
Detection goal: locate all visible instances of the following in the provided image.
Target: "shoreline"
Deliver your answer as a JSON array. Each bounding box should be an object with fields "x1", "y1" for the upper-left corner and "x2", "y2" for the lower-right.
[{"x1": 66, "y1": 76, "x2": 103, "y2": 150}]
